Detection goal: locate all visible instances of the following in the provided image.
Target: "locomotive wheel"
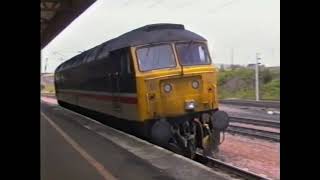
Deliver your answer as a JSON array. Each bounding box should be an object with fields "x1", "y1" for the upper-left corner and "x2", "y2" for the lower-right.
[
  {"x1": 167, "y1": 141, "x2": 184, "y2": 155},
  {"x1": 150, "y1": 119, "x2": 173, "y2": 147},
  {"x1": 177, "y1": 120, "x2": 198, "y2": 159},
  {"x1": 172, "y1": 138, "x2": 197, "y2": 159},
  {"x1": 212, "y1": 130, "x2": 220, "y2": 153},
  {"x1": 57, "y1": 100, "x2": 66, "y2": 108},
  {"x1": 57, "y1": 100, "x2": 63, "y2": 106},
  {"x1": 186, "y1": 139, "x2": 197, "y2": 159}
]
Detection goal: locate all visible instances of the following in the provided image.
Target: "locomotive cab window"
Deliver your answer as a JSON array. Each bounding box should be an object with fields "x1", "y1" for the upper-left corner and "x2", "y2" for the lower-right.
[
  {"x1": 136, "y1": 44, "x2": 176, "y2": 72},
  {"x1": 175, "y1": 42, "x2": 211, "y2": 66}
]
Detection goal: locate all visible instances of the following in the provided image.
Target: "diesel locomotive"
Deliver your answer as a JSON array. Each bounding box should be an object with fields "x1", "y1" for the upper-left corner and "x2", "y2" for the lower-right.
[{"x1": 54, "y1": 23, "x2": 229, "y2": 158}]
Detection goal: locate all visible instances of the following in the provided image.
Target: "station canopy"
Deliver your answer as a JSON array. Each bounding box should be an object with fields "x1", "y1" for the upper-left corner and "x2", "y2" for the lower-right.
[{"x1": 41, "y1": 0, "x2": 96, "y2": 49}]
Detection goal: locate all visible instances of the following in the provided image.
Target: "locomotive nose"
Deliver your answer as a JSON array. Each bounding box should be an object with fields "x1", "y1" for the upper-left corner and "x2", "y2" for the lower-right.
[{"x1": 211, "y1": 110, "x2": 229, "y2": 131}]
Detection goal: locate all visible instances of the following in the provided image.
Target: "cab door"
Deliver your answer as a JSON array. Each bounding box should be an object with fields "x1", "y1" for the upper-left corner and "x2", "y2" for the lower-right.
[
  {"x1": 109, "y1": 48, "x2": 136, "y2": 115},
  {"x1": 108, "y1": 50, "x2": 122, "y2": 112}
]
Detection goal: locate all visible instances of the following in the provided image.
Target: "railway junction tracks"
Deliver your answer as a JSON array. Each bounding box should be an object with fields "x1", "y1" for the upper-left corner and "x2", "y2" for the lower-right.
[{"x1": 227, "y1": 116, "x2": 280, "y2": 142}]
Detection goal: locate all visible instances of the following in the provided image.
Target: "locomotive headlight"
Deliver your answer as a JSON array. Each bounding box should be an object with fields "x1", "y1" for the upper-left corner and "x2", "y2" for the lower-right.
[
  {"x1": 163, "y1": 84, "x2": 172, "y2": 93},
  {"x1": 185, "y1": 100, "x2": 196, "y2": 110},
  {"x1": 192, "y1": 80, "x2": 200, "y2": 89}
]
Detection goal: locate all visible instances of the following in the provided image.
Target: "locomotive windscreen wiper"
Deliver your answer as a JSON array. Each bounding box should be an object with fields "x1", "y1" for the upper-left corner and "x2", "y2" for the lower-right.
[
  {"x1": 187, "y1": 40, "x2": 194, "y2": 50},
  {"x1": 146, "y1": 47, "x2": 150, "y2": 56},
  {"x1": 146, "y1": 43, "x2": 155, "y2": 56},
  {"x1": 180, "y1": 41, "x2": 195, "y2": 76}
]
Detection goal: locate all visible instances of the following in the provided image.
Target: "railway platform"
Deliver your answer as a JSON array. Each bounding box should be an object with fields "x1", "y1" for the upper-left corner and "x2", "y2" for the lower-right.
[{"x1": 41, "y1": 98, "x2": 233, "y2": 180}]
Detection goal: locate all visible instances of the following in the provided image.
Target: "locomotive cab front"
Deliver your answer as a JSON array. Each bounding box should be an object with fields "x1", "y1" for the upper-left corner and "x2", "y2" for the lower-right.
[{"x1": 131, "y1": 40, "x2": 229, "y2": 158}]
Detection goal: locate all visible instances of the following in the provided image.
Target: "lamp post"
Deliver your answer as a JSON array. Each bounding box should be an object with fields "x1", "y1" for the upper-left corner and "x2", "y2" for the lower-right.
[
  {"x1": 255, "y1": 53, "x2": 261, "y2": 101},
  {"x1": 44, "y1": 58, "x2": 48, "y2": 73}
]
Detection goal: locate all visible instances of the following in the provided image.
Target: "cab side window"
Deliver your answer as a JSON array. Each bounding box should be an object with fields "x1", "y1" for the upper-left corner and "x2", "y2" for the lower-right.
[{"x1": 120, "y1": 49, "x2": 134, "y2": 76}]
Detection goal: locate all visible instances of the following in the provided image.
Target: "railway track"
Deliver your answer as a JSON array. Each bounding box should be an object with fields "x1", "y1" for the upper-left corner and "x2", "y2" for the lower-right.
[
  {"x1": 227, "y1": 124, "x2": 280, "y2": 142},
  {"x1": 220, "y1": 99, "x2": 280, "y2": 109},
  {"x1": 227, "y1": 116, "x2": 280, "y2": 142},
  {"x1": 195, "y1": 150, "x2": 271, "y2": 180},
  {"x1": 229, "y1": 116, "x2": 280, "y2": 128},
  {"x1": 41, "y1": 93, "x2": 56, "y2": 97}
]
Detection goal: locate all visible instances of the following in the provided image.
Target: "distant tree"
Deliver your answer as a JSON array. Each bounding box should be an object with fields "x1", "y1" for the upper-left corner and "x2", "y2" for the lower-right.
[
  {"x1": 220, "y1": 64, "x2": 225, "y2": 72},
  {"x1": 261, "y1": 69, "x2": 273, "y2": 84}
]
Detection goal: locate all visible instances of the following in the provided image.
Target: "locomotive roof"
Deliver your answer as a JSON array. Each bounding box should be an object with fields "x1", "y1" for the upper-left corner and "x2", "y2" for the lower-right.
[{"x1": 56, "y1": 23, "x2": 207, "y2": 72}]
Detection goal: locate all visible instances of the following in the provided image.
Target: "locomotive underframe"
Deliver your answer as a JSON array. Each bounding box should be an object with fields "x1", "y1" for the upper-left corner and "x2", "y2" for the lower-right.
[{"x1": 149, "y1": 109, "x2": 229, "y2": 159}]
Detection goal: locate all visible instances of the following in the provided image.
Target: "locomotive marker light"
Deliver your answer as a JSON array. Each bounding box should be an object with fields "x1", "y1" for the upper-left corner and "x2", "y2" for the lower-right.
[
  {"x1": 192, "y1": 80, "x2": 200, "y2": 89},
  {"x1": 164, "y1": 84, "x2": 172, "y2": 93}
]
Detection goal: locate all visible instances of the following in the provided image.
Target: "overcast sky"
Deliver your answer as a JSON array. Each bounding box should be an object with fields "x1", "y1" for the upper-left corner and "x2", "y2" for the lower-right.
[{"x1": 41, "y1": 0, "x2": 280, "y2": 73}]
